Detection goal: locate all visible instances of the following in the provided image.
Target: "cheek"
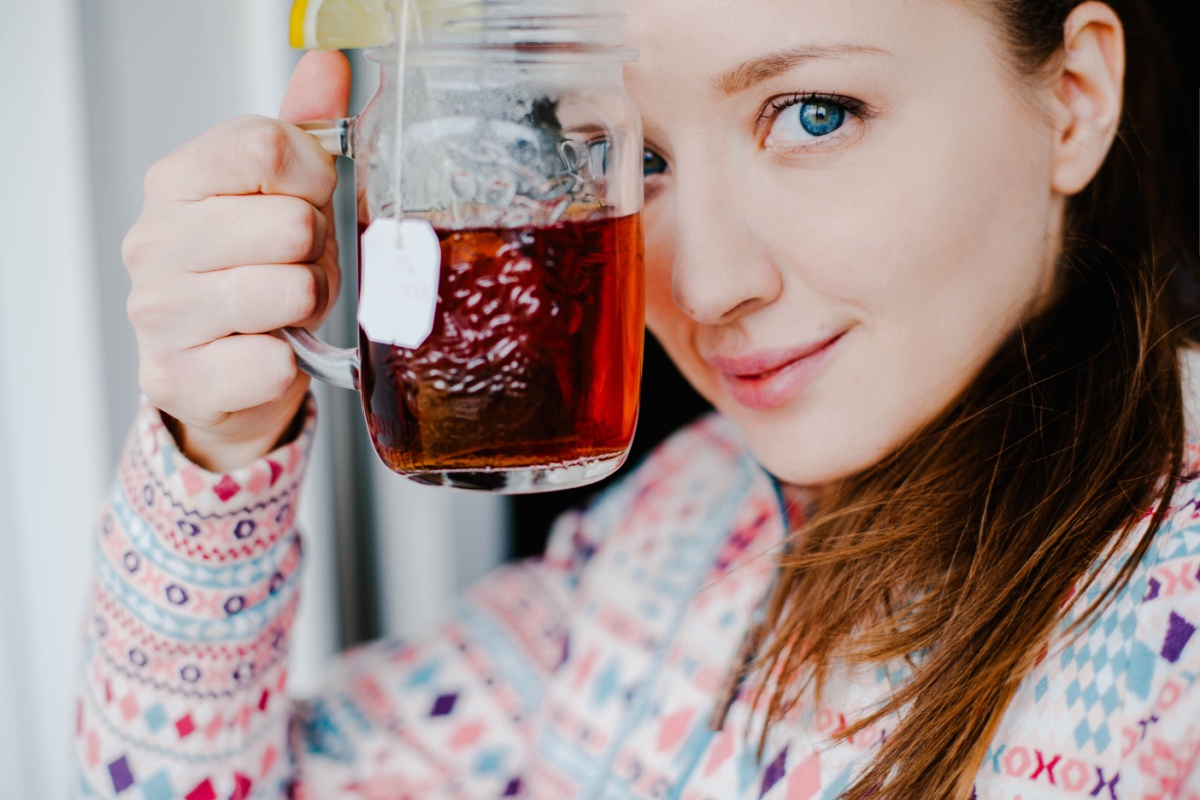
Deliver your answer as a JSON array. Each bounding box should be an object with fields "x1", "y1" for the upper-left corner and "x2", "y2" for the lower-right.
[
  {"x1": 642, "y1": 198, "x2": 680, "y2": 339},
  {"x1": 640, "y1": 197, "x2": 728, "y2": 404},
  {"x1": 733, "y1": 93, "x2": 1057, "y2": 484},
  {"x1": 754, "y1": 95, "x2": 1054, "y2": 363}
]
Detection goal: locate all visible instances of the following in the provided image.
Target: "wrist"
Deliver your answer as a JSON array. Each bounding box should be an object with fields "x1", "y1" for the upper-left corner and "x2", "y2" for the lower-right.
[
  {"x1": 180, "y1": 420, "x2": 301, "y2": 473},
  {"x1": 164, "y1": 403, "x2": 310, "y2": 473},
  {"x1": 178, "y1": 429, "x2": 283, "y2": 473},
  {"x1": 117, "y1": 394, "x2": 316, "y2": 562}
]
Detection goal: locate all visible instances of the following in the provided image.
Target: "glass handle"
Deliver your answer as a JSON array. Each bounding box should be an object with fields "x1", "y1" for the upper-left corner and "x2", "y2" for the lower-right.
[
  {"x1": 299, "y1": 117, "x2": 356, "y2": 158},
  {"x1": 279, "y1": 327, "x2": 359, "y2": 391},
  {"x1": 280, "y1": 118, "x2": 360, "y2": 391}
]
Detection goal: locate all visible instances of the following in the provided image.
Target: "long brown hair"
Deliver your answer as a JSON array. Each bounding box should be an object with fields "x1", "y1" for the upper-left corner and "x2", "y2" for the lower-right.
[{"x1": 749, "y1": 2, "x2": 1199, "y2": 797}]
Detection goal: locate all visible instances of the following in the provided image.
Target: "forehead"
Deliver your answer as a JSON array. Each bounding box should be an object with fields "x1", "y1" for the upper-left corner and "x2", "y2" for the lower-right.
[{"x1": 623, "y1": 0, "x2": 989, "y2": 90}]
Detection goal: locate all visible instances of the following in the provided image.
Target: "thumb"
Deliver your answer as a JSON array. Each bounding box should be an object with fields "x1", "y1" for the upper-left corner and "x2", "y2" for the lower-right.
[{"x1": 278, "y1": 50, "x2": 352, "y2": 124}]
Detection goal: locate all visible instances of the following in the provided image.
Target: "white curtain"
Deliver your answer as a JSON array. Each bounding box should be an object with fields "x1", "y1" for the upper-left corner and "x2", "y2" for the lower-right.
[{"x1": 0, "y1": 1, "x2": 506, "y2": 795}]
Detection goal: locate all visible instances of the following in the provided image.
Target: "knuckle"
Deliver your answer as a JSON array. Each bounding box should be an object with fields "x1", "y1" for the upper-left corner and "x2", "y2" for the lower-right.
[
  {"x1": 125, "y1": 291, "x2": 151, "y2": 329},
  {"x1": 125, "y1": 288, "x2": 170, "y2": 333},
  {"x1": 281, "y1": 203, "x2": 318, "y2": 262},
  {"x1": 285, "y1": 267, "x2": 321, "y2": 323},
  {"x1": 138, "y1": 356, "x2": 181, "y2": 407},
  {"x1": 266, "y1": 338, "x2": 300, "y2": 395},
  {"x1": 244, "y1": 120, "x2": 293, "y2": 187},
  {"x1": 314, "y1": 160, "x2": 340, "y2": 204},
  {"x1": 141, "y1": 157, "x2": 173, "y2": 198},
  {"x1": 121, "y1": 225, "x2": 151, "y2": 272}
]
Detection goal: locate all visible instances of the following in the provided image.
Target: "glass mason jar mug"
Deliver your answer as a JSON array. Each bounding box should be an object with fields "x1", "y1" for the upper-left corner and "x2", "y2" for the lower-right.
[{"x1": 284, "y1": 0, "x2": 645, "y2": 493}]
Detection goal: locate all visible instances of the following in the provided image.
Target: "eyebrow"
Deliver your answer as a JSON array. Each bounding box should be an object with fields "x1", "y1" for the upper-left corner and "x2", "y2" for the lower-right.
[{"x1": 714, "y1": 44, "x2": 892, "y2": 95}]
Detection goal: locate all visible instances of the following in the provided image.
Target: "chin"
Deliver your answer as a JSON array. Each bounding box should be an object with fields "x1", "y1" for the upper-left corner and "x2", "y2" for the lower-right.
[{"x1": 726, "y1": 406, "x2": 900, "y2": 492}]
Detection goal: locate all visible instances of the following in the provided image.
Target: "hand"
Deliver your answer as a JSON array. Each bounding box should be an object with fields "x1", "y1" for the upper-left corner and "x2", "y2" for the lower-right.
[{"x1": 123, "y1": 51, "x2": 352, "y2": 472}]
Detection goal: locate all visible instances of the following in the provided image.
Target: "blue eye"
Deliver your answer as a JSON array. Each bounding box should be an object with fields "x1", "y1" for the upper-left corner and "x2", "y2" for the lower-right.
[
  {"x1": 765, "y1": 95, "x2": 857, "y2": 148},
  {"x1": 643, "y1": 148, "x2": 669, "y2": 176},
  {"x1": 797, "y1": 100, "x2": 844, "y2": 136}
]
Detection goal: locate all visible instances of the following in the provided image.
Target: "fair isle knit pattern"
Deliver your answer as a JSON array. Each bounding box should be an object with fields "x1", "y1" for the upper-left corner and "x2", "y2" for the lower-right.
[{"x1": 75, "y1": 397, "x2": 1200, "y2": 799}]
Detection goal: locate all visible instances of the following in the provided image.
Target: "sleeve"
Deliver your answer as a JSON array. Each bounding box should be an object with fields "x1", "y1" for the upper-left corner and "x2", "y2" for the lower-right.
[
  {"x1": 73, "y1": 396, "x2": 609, "y2": 800},
  {"x1": 1115, "y1": 483, "x2": 1200, "y2": 800},
  {"x1": 74, "y1": 396, "x2": 316, "y2": 799},
  {"x1": 1121, "y1": 666, "x2": 1200, "y2": 800},
  {"x1": 288, "y1": 498, "x2": 605, "y2": 799}
]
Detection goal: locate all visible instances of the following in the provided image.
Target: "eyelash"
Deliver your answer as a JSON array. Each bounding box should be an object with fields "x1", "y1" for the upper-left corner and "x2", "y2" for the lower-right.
[
  {"x1": 758, "y1": 91, "x2": 872, "y2": 150},
  {"x1": 761, "y1": 91, "x2": 867, "y2": 121},
  {"x1": 642, "y1": 91, "x2": 872, "y2": 182}
]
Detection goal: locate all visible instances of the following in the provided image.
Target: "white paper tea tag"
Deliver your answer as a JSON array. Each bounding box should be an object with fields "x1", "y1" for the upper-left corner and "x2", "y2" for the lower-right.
[{"x1": 358, "y1": 218, "x2": 442, "y2": 349}]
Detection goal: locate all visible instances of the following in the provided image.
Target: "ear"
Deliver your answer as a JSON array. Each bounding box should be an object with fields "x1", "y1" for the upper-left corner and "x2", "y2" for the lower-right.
[{"x1": 1049, "y1": 2, "x2": 1126, "y2": 196}]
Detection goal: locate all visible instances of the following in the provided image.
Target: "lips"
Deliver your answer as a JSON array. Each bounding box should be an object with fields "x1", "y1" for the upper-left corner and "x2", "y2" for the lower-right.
[{"x1": 704, "y1": 331, "x2": 845, "y2": 410}]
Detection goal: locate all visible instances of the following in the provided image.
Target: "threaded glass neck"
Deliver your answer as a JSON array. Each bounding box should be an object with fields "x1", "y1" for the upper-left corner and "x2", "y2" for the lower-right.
[{"x1": 372, "y1": 0, "x2": 633, "y2": 58}]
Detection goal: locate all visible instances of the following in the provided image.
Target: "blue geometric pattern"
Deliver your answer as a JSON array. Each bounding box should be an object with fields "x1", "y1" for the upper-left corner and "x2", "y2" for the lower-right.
[
  {"x1": 143, "y1": 703, "x2": 169, "y2": 734},
  {"x1": 1051, "y1": 548, "x2": 1150, "y2": 756},
  {"x1": 110, "y1": 484, "x2": 292, "y2": 590},
  {"x1": 140, "y1": 769, "x2": 175, "y2": 800},
  {"x1": 1160, "y1": 489, "x2": 1200, "y2": 559},
  {"x1": 77, "y1": 404, "x2": 1200, "y2": 800},
  {"x1": 92, "y1": 536, "x2": 299, "y2": 643}
]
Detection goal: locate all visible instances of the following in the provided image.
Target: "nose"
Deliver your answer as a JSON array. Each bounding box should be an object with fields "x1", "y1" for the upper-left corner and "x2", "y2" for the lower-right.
[{"x1": 668, "y1": 159, "x2": 783, "y2": 325}]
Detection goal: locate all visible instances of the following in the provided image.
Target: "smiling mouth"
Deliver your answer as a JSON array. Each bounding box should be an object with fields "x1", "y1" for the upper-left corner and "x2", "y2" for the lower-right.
[
  {"x1": 706, "y1": 331, "x2": 847, "y2": 410},
  {"x1": 710, "y1": 332, "x2": 845, "y2": 379}
]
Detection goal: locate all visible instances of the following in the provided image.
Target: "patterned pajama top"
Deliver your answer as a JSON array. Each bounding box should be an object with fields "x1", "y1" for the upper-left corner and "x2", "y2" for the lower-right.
[{"x1": 74, "y1": 389, "x2": 1200, "y2": 799}]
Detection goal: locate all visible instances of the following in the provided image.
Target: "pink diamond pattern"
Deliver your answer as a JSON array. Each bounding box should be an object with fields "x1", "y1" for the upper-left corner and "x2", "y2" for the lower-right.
[
  {"x1": 204, "y1": 712, "x2": 224, "y2": 740},
  {"x1": 185, "y1": 779, "x2": 217, "y2": 800},
  {"x1": 180, "y1": 467, "x2": 206, "y2": 498},
  {"x1": 85, "y1": 728, "x2": 101, "y2": 769},
  {"x1": 231, "y1": 773, "x2": 253, "y2": 800},
  {"x1": 703, "y1": 727, "x2": 735, "y2": 777},
  {"x1": 261, "y1": 744, "x2": 278, "y2": 778},
  {"x1": 786, "y1": 752, "x2": 822, "y2": 800},
  {"x1": 656, "y1": 707, "x2": 696, "y2": 753},
  {"x1": 119, "y1": 692, "x2": 140, "y2": 722},
  {"x1": 245, "y1": 468, "x2": 268, "y2": 496},
  {"x1": 449, "y1": 719, "x2": 486, "y2": 748},
  {"x1": 213, "y1": 475, "x2": 241, "y2": 502}
]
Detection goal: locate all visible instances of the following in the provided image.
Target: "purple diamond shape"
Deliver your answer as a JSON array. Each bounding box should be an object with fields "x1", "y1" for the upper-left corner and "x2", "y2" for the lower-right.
[
  {"x1": 1162, "y1": 611, "x2": 1197, "y2": 663},
  {"x1": 759, "y1": 746, "x2": 788, "y2": 798},
  {"x1": 1145, "y1": 577, "x2": 1162, "y2": 602},
  {"x1": 108, "y1": 755, "x2": 135, "y2": 793},
  {"x1": 503, "y1": 776, "x2": 523, "y2": 796},
  {"x1": 430, "y1": 692, "x2": 458, "y2": 717}
]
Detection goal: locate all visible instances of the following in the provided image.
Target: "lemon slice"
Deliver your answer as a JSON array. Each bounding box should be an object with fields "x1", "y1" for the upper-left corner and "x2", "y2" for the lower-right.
[{"x1": 289, "y1": 0, "x2": 394, "y2": 49}]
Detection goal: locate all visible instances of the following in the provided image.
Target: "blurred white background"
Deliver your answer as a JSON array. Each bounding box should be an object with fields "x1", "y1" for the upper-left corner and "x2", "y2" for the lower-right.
[{"x1": 0, "y1": 1, "x2": 507, "y2": 796}]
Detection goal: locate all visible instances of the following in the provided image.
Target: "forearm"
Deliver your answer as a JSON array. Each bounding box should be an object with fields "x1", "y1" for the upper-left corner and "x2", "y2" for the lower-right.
[{"x1": 74, "y1": 397, "x2": 315, "y2": 799}]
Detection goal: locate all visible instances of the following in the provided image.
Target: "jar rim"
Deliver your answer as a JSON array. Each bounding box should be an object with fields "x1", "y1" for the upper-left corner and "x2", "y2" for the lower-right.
[
  {"x1": 365, "y1": 43, "x2": 639, "y2": 64},
  {"x1": 383, "y1": 0, "x2": 633, "y2": 53}
]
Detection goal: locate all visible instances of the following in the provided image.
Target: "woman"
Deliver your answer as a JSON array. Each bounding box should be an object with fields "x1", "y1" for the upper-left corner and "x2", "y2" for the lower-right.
[{"x1": 79, "y1": 0, "x2": 1198, "y2": 797}]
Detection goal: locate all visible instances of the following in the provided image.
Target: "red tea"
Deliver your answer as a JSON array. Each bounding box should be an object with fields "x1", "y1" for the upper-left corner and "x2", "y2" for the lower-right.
[{"x1": 358, "y1": 213, "x2": 644, "y2": 490}]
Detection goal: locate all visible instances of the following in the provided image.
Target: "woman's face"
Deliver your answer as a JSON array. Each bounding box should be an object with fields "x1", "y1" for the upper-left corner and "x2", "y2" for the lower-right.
[{"x1": 625, "y1": 0, "x2": 1064, "y2": 487}]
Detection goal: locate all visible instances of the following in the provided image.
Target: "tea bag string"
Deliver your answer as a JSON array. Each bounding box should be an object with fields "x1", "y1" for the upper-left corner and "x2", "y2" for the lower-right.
[{"x1": 393, "y1": 0, "x2": 414, "y2": 246}]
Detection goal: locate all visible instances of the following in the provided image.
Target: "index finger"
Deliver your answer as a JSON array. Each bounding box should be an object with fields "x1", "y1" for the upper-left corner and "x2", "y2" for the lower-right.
[{"x1": 144, "y1": 115, "x2": 339, "y2": 208}]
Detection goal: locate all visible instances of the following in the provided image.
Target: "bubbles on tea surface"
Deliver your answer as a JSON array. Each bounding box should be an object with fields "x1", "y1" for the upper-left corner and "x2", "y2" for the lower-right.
[{"x1": 384, "y1": 219, "x2": 606, "y2": 410}]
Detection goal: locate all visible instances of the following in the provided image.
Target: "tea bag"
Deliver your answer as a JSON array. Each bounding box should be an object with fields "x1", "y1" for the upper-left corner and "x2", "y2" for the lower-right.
[
  {"x1": 393, "y1": 0, "x2": 412, "y2": 243},
  {"x1": 358, "y1": 0, "x2": 443, "y2": 349}
]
